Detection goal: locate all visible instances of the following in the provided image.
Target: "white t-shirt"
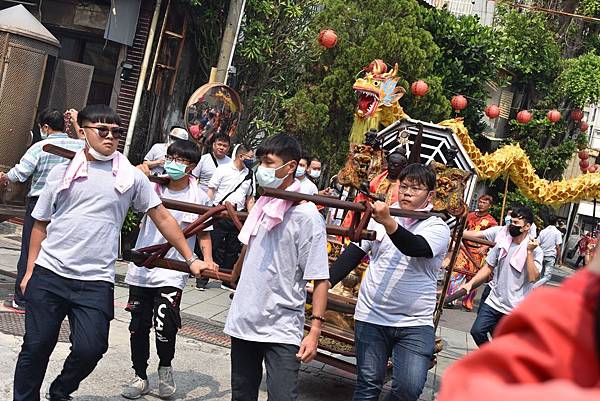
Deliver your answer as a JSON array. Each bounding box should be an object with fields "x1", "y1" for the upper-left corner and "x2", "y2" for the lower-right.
[
  {"x1": 144, "y1": 143, "x2": 168, "y2": 175},
  {"x1": 354, "y1": 213, "x2": 451, "y2": 327},
  {"x1": 192, "y1": 153, "x2": 232, "y2": 191},
  {"x1": 208, "y1": 163, "x2": 253, "y2": 211},
  {"x1": 537, "y1": 225, "x2": 563, "y2": 259},
  {"x1": 224, "y1": 202, "x2": 330, "y2": 346},
  {"x1": 125, "y1": 183, "x2": 211, "y2": 290},
  {"x1": 32, "y1": 160, "x2": 161, "y2": 283},
  {"x1": 298, "y1": 177, "x2": 318, "y2": 196},
  {"x1": 485, "y1": 242, "x2": 543, "y2": 315}
]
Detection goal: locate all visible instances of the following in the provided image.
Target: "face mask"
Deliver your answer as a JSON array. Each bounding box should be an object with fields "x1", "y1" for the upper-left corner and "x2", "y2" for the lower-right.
[
  {"x1": 309, "y1": 170, "x2": 321, "y2": 179},
  {"x1": 243, "y1": 159, "x2": 254, "y2": 169},
  {"x1": 164, "y1": 160, "x2": 188, "y2": 180},
  {"x1": 508, "y1": 224, "x2": 523, "y2": 237},
  {"x1": 85, "y1": 133, "x2": 116, "y2": 161},
  {"x1": 256, "y1": 162, "x2": 290, "y2": 189},
  {"x1": 504, "y1": 215, "x2": 512, "y2": 225},
  {"x1": 295, "y1": 166, "x2": 306, "y2": 177}
]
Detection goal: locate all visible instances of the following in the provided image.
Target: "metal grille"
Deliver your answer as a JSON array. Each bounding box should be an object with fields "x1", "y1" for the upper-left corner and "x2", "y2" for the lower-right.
[
  {"x1": 48, "y1": 59, "x2": 94, "y2": 112},
  {"x1": 499, "y1": 90, "x2": 514, "y2": 119},
  {"x1": 0, "y1": 45, "x2": 47, "y2": 170},
  {"x1": 0, "y1": 312, "x2": 71, "y2": 343},
  {"x1": 8, "y1": 34, "x2": 58, "y2": 57},
  {"x1": 178, "y1": 312, "x2": 231, "y2": 348}
]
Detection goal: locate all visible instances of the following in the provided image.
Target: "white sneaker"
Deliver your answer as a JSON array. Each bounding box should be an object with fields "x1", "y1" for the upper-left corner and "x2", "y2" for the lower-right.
[
  {"x1": 158, "y1": 366, "x2": 176, "y2": 399},
  {"x1": 121, "y1": 375, "x2": 150, "y2": 399}
]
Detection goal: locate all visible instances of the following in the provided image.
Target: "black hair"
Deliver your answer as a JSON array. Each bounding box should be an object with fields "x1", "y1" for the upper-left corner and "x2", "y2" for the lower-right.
[
  {"x1": 299, "y1": 151, "x2": 311, "y2": 164},
  {"x1": 256, "y1": 133, "x2": 301, "y2": 163},
  {"x1": 235, "y1": 144, "x2": 250, "y2": 158},
  {"x1": 38, "y1": 108, "x2": 65, "y2": 132},
  {"x1": 78, "y1": 104, "x2": 121, "y2": 126},
  {"x1": 212, "y1": 133, "x2": 231, "y2": 145},
  {"x1": 511, "y1": 205, "x2": 534, "y2": 225},
  {"x1": 398, "y1": 163, "x2": 436, "y2": 191},
  {"x1": 167, "y1": 139, "x2": 201, "y2": 164},
  {"x1": 548, "y1": 215, "x2": 559, "y2": 226}
]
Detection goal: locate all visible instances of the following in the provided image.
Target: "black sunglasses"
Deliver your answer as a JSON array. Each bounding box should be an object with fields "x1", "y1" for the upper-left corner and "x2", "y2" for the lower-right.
[{"x1": 82, "y1": 125, "x2": 125, "y2": 139}]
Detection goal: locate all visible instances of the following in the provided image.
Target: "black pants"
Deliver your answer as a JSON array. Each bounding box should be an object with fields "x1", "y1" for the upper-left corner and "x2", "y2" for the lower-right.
[
  {"x1": 197, "y1": 219, "x2": 242, "y2": 286},
  {"x1": 230, "y1": 337, "x2": 300, "y2": 401},
  {"x1": 575, "y1": 254, "x2": 585, "y2": 268},
  {"x1": 13, "y1": 265, "x2": 113, "y2": 401},
  {"x1": 14, "y1": 196, "x2": 38, "y2": 306},
  {"x1": 126, "y1": 285, "x2": 182, "y2": 379}
]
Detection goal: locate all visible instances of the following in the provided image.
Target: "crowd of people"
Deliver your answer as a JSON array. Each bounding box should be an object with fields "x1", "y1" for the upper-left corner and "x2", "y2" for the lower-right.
[{"x1": 0, "y1": 104, "x2": 594, "y2": 401}]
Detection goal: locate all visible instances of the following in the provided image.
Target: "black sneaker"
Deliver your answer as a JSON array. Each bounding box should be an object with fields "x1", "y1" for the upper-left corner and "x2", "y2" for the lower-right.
[
  {"x1": 195, "y1": 282, "x2": 207, "y2": 291},
  {"x1": 45, "y1": 394, "x2": 72, "y2": 401},
  {"x1": 220, "y1": 282, "x2": 236, "y2": 292}
]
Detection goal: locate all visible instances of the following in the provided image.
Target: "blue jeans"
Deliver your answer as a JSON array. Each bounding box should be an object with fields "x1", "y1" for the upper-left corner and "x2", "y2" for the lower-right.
[
  {"x1": 353, "y1": 320, "x2": 434, "y2": 401},
  {"x1": 533, "y1": 257, "x2": 555, "y2": 288},
  {"x1": 13, "y1": 265, "x2": 113, "y2": 401},
  {"x1": 470, "y1": 302, "x2": 505, "y2": 346}
]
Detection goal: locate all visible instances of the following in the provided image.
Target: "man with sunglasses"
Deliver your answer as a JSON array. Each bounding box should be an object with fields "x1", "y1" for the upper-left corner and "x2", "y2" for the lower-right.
[
  {"x1": 0, "y1": 108, "x2": 83, "y2": 312},
  {"x1": 329, "y1": 164, "x2": 451, "y2": 401},
  {"x1": 460, "y1": 205, "x2": 543, "y2": 347},
  {"x1": 13, "y1": 105, "x2": 214, "y2": 401}
]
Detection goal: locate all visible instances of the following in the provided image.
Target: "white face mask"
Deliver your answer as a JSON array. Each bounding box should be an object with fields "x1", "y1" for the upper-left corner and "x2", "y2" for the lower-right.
[
  {"x1": 309, "y1": 170, "x2": 321, "y2": 179},
  {"x1": 256, "y1": 162, "x2": 290, "y2": 189},
  {"x1": 295, "y1": 166, "x2": 306, "y2": 178},
  {"x1": 85, "y1": 133, "x2": 117, "y2": 161}
]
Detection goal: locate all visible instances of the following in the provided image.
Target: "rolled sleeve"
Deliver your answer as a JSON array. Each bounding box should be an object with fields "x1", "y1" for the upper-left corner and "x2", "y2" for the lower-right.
[{"x1": 485, "y1": 245, "x2": 500, "y2": 268}]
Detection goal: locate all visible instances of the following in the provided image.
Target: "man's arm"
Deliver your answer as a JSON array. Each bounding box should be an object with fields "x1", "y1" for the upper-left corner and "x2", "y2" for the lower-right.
[
  {"x1": 460, "y1": 263, "x2": 493, "y2": 294},
  {"x1": 147, "y1": 204, "x2": 213, "y2": 276},
  {"x1": 297, "y1": 279, "x2": 328, "y2": 363},
  {"x1": 20, "y1": 220, "x2": 49, "y2": 294},
  {"x1": 5, "y1": 146, "x2": 41, "y2": 183},
  {"x1": 526, "y1": 240, "x2": 541, "y2": 282},
  {"x1": 197, "y1": 232, "x2": 217, "y2": 270},
  {"x1": 245, "y1": 195, "x2": 255, "y2": 211},
  {"x1": 556, "y1": 244, "x2": 562, "y2": 262},
  {"x1": 207, "y1": 187, "x2": 216, "y2": 201}
]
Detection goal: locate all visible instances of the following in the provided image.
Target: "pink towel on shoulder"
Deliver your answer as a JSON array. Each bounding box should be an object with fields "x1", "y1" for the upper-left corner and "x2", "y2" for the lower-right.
[
  {"x1": 495, "y1": 226, "x2": 528, "y2": 272},
  {"x1": 58, "y1": 149, "x2": 135, "y2": 194},
  {"x1": 238, "y1": 179, "x2": 302, "y2": 245}
]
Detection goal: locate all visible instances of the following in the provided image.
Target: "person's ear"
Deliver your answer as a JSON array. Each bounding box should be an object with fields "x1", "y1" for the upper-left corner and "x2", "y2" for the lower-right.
[{"x1": 186, "y1": 163, "x2": 196, "y2": 174}]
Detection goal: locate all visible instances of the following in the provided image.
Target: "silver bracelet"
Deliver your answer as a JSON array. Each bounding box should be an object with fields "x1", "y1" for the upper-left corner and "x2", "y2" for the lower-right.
[{"x1": 185, "y1": 254, "x2": 199, "y2": 267}]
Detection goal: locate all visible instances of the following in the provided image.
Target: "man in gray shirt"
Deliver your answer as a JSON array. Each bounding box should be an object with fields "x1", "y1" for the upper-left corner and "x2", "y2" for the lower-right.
[
  {"x1": 534, "y1": 215, "x2": 563, "y2": 288},
  {"x1": 460, "y1": 205, "x2": 543, "y2": 346}
]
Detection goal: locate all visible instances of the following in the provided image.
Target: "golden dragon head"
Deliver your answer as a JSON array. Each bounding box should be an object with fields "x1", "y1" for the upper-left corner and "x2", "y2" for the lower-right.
[{"x1": 353, "y1": 59, "x2": 405, "y2": 118}]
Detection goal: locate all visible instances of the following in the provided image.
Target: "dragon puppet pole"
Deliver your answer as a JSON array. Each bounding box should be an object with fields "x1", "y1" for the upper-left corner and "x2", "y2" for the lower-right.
[{"x1": 500, "y1": 172, "x2": 510, "y2": 223}]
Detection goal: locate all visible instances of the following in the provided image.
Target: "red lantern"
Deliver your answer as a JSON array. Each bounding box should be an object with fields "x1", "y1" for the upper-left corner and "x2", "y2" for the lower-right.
[
  {"x1": 546, "y1": 109, "x2": 561, "y2": 123},
  {"x1": 485, "y1": 104, "x2": 500, "y2": 119},
  {"x1": 579, "y1": 150, "x2": 589, "y2": 160},
  {"x1": 451, "y1": 95, "x2": 468, "y2": 111},
  {"x1": 516, "y1": 110, "x2": 533, "y2": 124},
  {"x1": 570, "y1": 109, "x2": 584, "y2": 121},
  {"x1": 580, "y1": 159, "x2": 590, "y2": 170},
  {"x1": 411, "y1": 80, "x2": 429, "y2": 97},
  {"x1": 580, "y1": 122, "x2": 590, "y2": 132},
  {"x1": 588, "y1": 164, "x2": 598, "y2": 173},
  {"x1": 318, "y1": 29, "x2": 337, "y2": 48}
]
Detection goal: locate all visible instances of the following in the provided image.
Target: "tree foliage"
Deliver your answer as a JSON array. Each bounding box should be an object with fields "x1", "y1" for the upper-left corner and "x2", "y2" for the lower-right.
[{"x1": 557, "y1": 52, "x2": 600, "y2": 107}]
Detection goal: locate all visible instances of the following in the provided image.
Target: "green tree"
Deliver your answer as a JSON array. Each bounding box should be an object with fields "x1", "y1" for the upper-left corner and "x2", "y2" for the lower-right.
[
  {"x1": 230, "y1": 0, "x2": 320, "y2": 147},
  {"x1": 422, "y1": 9, "x2": 499, "y2": 137}
]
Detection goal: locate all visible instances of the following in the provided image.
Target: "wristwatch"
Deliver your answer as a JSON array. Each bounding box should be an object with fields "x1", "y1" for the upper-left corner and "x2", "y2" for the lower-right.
[{"x1": 185, "y1": 254, "x2": 199, "y2": 267}]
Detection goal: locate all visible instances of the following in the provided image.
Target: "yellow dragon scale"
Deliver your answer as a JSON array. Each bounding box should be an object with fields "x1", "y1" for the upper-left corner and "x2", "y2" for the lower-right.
[{"x1": 440, "y1": 118, "x2": 598, "y2": 206}]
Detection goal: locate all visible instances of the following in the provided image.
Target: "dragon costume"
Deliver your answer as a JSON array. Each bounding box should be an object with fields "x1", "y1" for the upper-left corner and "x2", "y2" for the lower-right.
[{"x1": 348, "y1": 59, "x2": 600, "y2": 206}]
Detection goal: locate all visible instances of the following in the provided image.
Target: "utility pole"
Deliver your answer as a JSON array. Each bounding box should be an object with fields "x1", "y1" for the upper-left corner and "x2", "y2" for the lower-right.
[{"x1": 216, "y1": 0, "x2": 246, "y2": 84}]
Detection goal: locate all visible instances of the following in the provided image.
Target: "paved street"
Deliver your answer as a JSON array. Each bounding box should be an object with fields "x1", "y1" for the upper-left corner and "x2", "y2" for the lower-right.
[{"x1": 0, "y1": 222, "x2": 573, "y2": 400}]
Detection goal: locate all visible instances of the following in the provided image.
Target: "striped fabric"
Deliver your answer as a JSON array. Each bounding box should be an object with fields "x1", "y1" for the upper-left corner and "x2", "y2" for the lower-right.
[{"x1": 7, "y1": 133, "x2": 84, "y2": 197}]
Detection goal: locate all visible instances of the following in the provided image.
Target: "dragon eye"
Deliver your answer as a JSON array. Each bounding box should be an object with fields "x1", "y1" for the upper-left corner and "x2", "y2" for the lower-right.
[{"x1": 373, "y1": 80, "x2": 381, "y2": 87}]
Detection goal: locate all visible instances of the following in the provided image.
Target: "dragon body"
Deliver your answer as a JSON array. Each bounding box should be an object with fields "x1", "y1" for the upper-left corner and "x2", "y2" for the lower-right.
[{"x1": 348, "y1": 59, "x2": 599, "y2": 206}]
